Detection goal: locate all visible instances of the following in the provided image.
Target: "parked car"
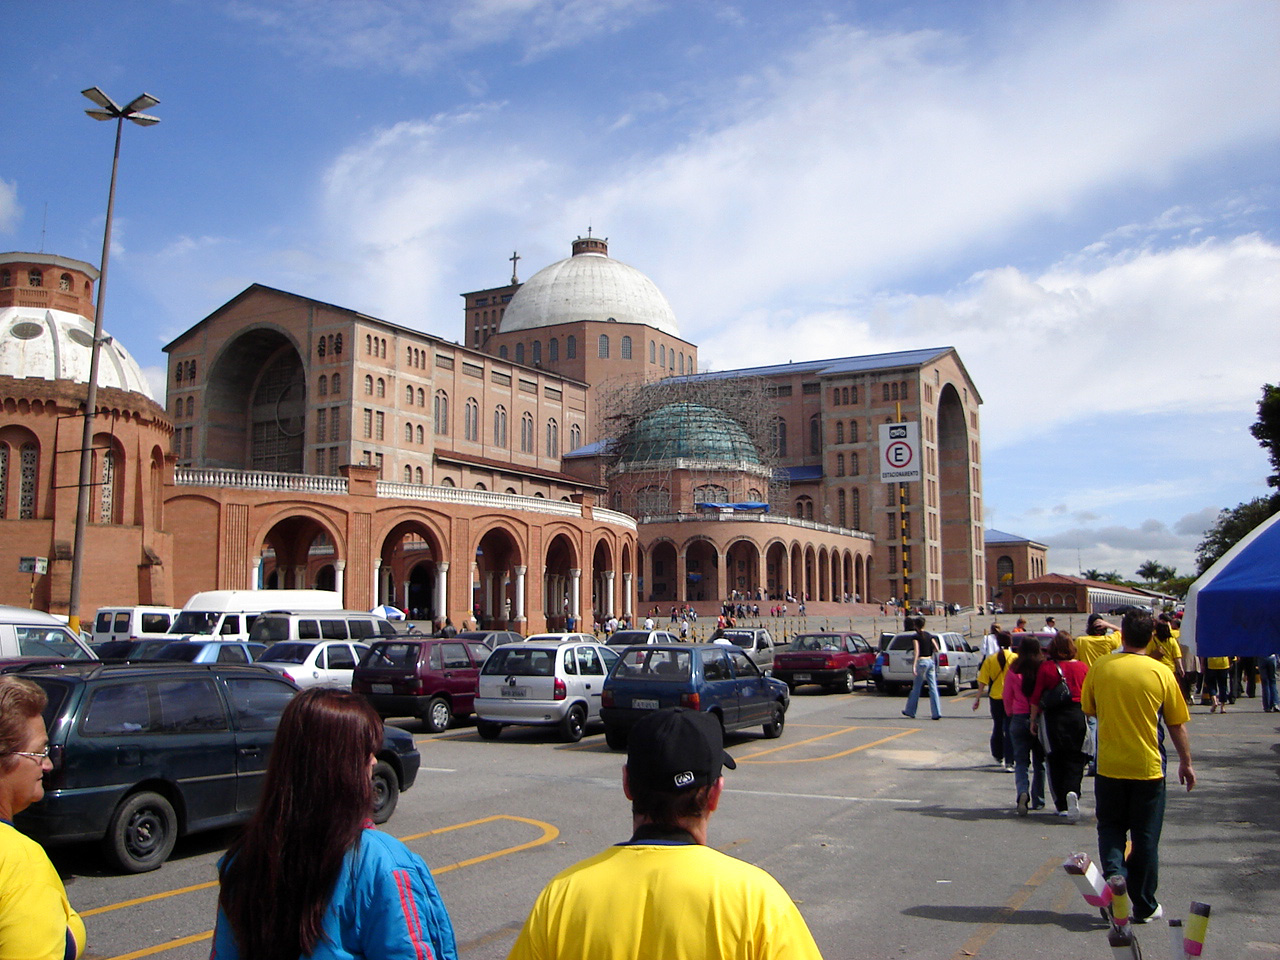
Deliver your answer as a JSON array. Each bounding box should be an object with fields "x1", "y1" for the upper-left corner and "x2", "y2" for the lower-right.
[
  {"x1": 875, "y1": 630, "x2": 981, "y2": 695},
  {"x1": 604, "y1": 628, "x2": 680, "y2": 647},
  {"x1": 352, "y1": 637, "x2": 492, "y2": 732},
  {"x1": 150, "y1": 639, "x2": 267, "y2": 664},
  {"x1": 93, "y1": 639, "x2": 175, "y2": 661},
  {"x1": 600, "y1": 643, "x2": 789, "y2": 750},
  {"x1": 771, "y1": 632, "x2": 876, "y2": 693},
  {"x1": 91, "y1": 606, "x2": 181, "y2": 645},
  {"x1": 7, "y1": 661, "x2": 419, "y2": 872},
  {"x1": 704, "y1": 626, "x2": 785, "y2": 673},
  {"x1": 455, "y1": 629, "x2": 524, "y2": 649},
  {"x1": 473, "y1": 641, "x2": 620, "y2": 742},
  {"x1": 169, "y1": 589, "x2": 344, "y2": 643},
  {"x1": 256, "y1": 640, "x2": 372, "y2": 689},
  {"x1": 0, "y1": 605, "x2": 96, "y2": 659},
  {"x1": 522, "y1": 632, "x2": 598, "y2": 644},
  {"x1": 247, "y1": 610, "x2": 399, "y2": 646}
]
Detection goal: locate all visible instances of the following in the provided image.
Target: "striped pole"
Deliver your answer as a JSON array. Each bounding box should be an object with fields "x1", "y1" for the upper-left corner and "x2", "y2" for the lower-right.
[
  {"x1": 1183, "y1": 902, "x2": 1210, "y2": 957},
  {"x1": 1107, "y1": 875, "x2": 1132, "y2": 933},
  {"x1": 1062, "y1": 853, "x2": 1111, "y2": 910}
]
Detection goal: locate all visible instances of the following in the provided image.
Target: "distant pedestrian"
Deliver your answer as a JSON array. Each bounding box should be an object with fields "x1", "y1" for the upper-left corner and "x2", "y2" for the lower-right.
[
  {"x1": 972, "y1": 633, "x2": 1016, "y2": 769},
  {"x1": 1029, "y1": 632, "x2": 1089, "y2": 820},
  {"x1": 900, "y1": 616, "x2": 941, "y2": 721},
  {"x1": 1005, "y1": 636, "x2": 1047, "y2": 816}
]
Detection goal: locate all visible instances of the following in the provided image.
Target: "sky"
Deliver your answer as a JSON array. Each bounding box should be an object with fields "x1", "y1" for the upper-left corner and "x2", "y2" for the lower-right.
[{"x1": 3, "y1": 0, "x2": 1278, "y2": 582}]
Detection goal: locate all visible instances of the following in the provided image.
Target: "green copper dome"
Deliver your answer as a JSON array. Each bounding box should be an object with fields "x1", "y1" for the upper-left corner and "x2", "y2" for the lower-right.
[{"x1": 617, "y1": 403, "x2": 761, "y2": 465}]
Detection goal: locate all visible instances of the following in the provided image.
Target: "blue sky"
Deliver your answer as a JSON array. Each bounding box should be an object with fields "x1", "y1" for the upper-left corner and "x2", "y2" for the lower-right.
[{"x1": 3, "y1": 0, "x2": 1278, "y2": 579}]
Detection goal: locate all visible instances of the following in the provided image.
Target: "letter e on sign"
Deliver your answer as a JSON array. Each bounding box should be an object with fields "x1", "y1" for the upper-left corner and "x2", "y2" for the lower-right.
[{"x1": 878, "y1": 422, "x2": 921, "y2": 483}]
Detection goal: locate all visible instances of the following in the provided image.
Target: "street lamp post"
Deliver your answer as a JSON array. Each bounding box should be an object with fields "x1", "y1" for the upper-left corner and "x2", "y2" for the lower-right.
[{"x1": 66, "y1": 88, "x2": 159, "y2": 633}]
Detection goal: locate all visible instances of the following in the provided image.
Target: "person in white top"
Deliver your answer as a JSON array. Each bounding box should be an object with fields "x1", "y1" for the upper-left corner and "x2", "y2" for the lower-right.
[
  {"x1": 643, "y1": 617, "x2": 655, "y2": 630},
  {"x1": 979, "y1": 623, "x2": 1002, "y2": 659}
]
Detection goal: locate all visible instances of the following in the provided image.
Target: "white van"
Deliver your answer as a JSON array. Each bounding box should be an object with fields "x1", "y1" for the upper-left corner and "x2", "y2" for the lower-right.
[
  {"x1": 0, "y1": 605, "x2": 96, "y2": 659},
  {"x1": 92, "y1": 606, "x2": 182, "y2": 645},
  {"x1": 170, "y1": 589, "x2": 344, "y2": 643}
]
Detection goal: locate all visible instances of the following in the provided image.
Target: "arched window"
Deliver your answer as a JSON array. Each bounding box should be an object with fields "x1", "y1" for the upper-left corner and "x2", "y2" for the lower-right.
[
  {"x1": 852, "y1": 489, "x2": 861, "y2": 530},
  {"x1": 366, "y1": 334, "x2": 373, "y2": 354},
  {"x1": 809, "y1": 415, "x2": 821, "y2": 456},
  {"x1": 499, "y1": 345, "x2": 508, "y2": 359},
  {"x1": 832, "y1": 388, "x2": 841, "y2": 405},
  {"x1": 331, "y1": 372, "x2": 341, "y2": 394},
  {"x1": 405, "y1": 422, "x2": 413, "y2": 443},
  {"x1": 566, "y1": 335, "x2": 577, "y2": 359},
  {"x1": 569, "y1": 423, "x2": 581, "y2": 450},
  {"x1": 465, "y1": 398, "x2": 479, "y2": 441},
  {"x1": 186, "y1": 397, "x2": 194, "y2": 417},
  {"x1": 694, "y1": 484, "x2": 729, "y2": 503},
  {"x1": 837, "y1": 489, "x2": 846, "y2": 526},
  {"x1": 318, "y1": 375, "x2": 328, "y2": 397},
  {"x1": 521, "y1": 413, "x2": 534, "y2": 453},
  {"x1": 494, "y1": 405, "x2": 508, "y2": 448},
  {"x1": 679, "y1": 353, "x2": 685, "y2": 375},
  {"x1": 772, "y1": 417, "x2": 787, "y2": 457},
  {"x1": 836, "y1": 454, "x2": 845, "y2": 476},
  {"x1": 882, "y1": 383, "x2": 891, "y2": 402},
  {"x1": 333, "y1": 334, "x2": 342, "y2": 355},
  {"x1": 404, "y1": 465, "x2": 412, "y2": 482},
  {"x1": 415, "y1": 466, "x2": 424, "y2": 483},
  {"x1": 850, "y1": 420, "x2": 858, "y2": 442},
  {"x1": 546, "y1": 418, "x2": 559, "y2": 457},
  {"x1": 850, "y1": 452, "x2": 859, "y2": 475},
  {"x1": 836, "y1": 422, "x2": 844, "y2": 444},
  {"x1": 659, "y1": 344, "x2": 666, "y2": 366},
  {"x1": 97, "y1": 446, "x2": 120, "y2": 523},
  {"x1": 900, "y1": 380, "x2": 909, "y2": 399},
  {"x1": 440, "y1": 477, "x2": 455, "y2": 488},
  {"x1": 416, "y1": 424, "x2": 424, "y2": 444},
  {"x1": 406, "y1": 385, "x2": 414, "y2": 404},
  {"x1": 515, "y1": 343, "x2": 525, "y2": 364},
  {"x1": 621, "y1": 336, "x2": 632, "y2": 359},
  {"x1": 364, "y1": 375, "x2": 374, "y2": 395},
  {"x1": 27, "y1": 269, "x2": 42, "y2": 287},
  {"x1": 891, "y1": 382, "x2": 899, "y2": 401},
  {"x1": 417, "y1": 387, "x2": 425, "y2": 407},
  {"x1": 649, "y1": 340, "x2": 656, "y2": 363},
  {"x1": 549, "y1": 338, "x2": 558, "y2": 362},
  {"x1": 407, "y1": 347, "x2": 413, "y2": 364},
  {"x1": 19, "y1": 441, "x2": 38, "y2": 519},
  {"x1": 376, "y1": 378, "x2": 385, "y2": 398},
  {"x1": 0, "y1": 444, "x2": 8, "y2": 518},
  {"x1": 598, "y1": 335, "x2": 609, "y2": 359},
  {"x1": 997, "y1": 555, "x2": 1014, "y2": 584},
  {"x1": 318, "y1": 337, "x2": 327, "y2": 358},
  {"x1": 433, "y1": 391, "x2": 449, "y2": 435},
  {"x1": 532, "y1": 341, "x2": 542, "y2": 365},
  {"x1": 669, "y1": 351, "x2": 675, "y2": 371},
  {"x1": 0, "y1": 269, "x2": 9, "y2": 287}
]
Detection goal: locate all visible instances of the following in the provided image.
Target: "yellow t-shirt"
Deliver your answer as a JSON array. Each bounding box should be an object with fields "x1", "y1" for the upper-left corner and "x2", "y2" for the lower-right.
[
  {"x1": 0, "y1": 821, "x2": 85, "y2": 960},
  {"x1": 508, "y1": 841, "x2": 824, "y2": 960},
  {"x1": 1206, "y1": 656, "x2": 1231, "y2": 670},
  {"x1": 1074, "y1": 632, "x2": 1121, "y2": 667},
  {"x1": 1148, "y1": 637, "x2": 1183, "y2": 673},
  {"x1": 1081, "y1": 652, "x2": 1191, "y2": 781},
  {"x1": 977, "y1": 651, "x2": 1017, "y2": 699}
]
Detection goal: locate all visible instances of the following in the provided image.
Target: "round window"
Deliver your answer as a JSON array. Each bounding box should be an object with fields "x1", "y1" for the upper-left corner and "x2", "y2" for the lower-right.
[
  {"x1": 66, "y1": 328, "x2": 95, "y2": 347},
  {"x1": 10, "y1": 321, "x2": 44, "y2": 340}
]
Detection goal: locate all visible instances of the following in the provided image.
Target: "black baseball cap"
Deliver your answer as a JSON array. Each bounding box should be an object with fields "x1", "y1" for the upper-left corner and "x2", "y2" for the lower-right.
[{"x1": 627, "y1": 708, "x2": 737, "y2": 793}]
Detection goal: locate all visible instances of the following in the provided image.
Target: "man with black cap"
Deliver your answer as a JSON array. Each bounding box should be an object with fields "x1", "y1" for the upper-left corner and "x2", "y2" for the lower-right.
[{"x1": 506, "y1": 707, "x2": 823, "y2": 959}]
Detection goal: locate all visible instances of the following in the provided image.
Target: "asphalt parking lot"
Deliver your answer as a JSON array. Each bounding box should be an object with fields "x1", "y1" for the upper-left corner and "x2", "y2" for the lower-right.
[{"x1": 58, "y1": 677, "x2": 1280, "y2": 960}]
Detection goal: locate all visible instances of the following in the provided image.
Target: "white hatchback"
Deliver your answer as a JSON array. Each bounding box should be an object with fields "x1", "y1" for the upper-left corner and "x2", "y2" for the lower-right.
[
  {"x1": 256, "y1": 640, "x2": 372, "y2": 689},
  {"x1": 474, "y1": 641, "x2": 620, "y2": 742}
]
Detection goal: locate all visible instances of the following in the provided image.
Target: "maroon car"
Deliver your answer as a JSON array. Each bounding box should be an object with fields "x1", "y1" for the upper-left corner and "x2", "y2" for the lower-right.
[
  {"x1": 352, "y1": 638, "x2": 491, "y2": 732},
  {"x1": 771, "y1": 632, "x2": 876, "y2": 693}
]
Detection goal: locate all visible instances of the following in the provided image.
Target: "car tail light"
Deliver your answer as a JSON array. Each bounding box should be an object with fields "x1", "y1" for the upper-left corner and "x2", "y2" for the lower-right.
[
  {"x1": 554, "y1": 677, "x2": 566, "y2": 701},
  {"x1": 937, "y1": 653, "x2": 949, "y2": 667},
  {"x1": 824, "y1": 657, "x2": 837, "y2": 669},
  {"x1": 282, "y1": 670, "x2": 297, "y2": 684},
  {"x1": 680, "y1": 692, "x2": 700, "y2": 709},
  {"x1": 602, "y1": 688, "x2": 614, "y2": 707}
]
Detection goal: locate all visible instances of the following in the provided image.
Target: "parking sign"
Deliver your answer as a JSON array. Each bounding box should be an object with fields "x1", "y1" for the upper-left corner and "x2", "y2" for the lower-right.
[{"x1": 878, "y1": 422, "x2": 921, "y2": 483}]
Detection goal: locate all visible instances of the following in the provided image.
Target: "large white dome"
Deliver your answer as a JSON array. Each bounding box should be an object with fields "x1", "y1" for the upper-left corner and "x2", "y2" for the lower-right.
[
  {"x1": 0, "y1": 306, "x2": 157, "y2": 401},
  {"x1": 500, "y1": 238, "x2": 680, "y2": 337}
]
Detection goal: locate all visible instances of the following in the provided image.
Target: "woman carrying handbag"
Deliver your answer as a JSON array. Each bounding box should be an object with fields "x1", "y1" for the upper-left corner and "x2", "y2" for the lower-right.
[{"x1": 1029, "y1": 631, "x2": 1090, "y2": 822}]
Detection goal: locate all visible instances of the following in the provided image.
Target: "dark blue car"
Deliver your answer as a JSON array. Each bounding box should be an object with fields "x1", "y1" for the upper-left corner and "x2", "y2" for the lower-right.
[{"x1": 600, "y1": 643, "x2": 790, "y2": 750}]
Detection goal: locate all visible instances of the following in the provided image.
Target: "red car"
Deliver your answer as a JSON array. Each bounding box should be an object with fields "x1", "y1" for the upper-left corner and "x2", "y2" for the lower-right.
[{"x1": 772, "y1": 632, "x2": 876, "y2": 693}]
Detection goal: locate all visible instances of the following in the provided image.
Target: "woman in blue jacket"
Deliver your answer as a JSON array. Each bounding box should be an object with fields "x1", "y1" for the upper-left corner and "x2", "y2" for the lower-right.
[{"x1": 212, "y1": 688, "x2": 457, "y2": 960}]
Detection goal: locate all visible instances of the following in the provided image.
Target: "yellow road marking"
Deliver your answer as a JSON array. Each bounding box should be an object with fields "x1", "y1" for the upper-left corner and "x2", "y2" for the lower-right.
[
  {"x1": 735, "y1": 725, "x2": 920, "y2": 763},
  {"x1": 947, "y1": 854, "x2": 1061, "y2": 959},
  {"x1": 97, "y1": 815, "x2": 558, "y2": 960}
]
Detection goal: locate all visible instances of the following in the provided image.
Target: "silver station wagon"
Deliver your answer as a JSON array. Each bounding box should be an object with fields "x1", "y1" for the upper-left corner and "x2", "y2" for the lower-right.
[{"x1": 473, "y1": 640, "x2": 620, "y2": 742}]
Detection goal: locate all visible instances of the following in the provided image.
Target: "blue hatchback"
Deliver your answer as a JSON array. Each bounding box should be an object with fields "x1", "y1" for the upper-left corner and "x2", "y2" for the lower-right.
[{"x1": 600, "y1": 643, "x2": 789, "y2": 750}]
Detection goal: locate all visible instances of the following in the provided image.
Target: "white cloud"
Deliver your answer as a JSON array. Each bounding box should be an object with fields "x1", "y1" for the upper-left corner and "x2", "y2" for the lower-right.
[{"x1": 0, "y1": 178, "x2": 20, "y2": 233}]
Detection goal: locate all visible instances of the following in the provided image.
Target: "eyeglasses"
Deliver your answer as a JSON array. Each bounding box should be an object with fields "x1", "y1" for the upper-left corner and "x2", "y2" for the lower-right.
[{"x1": 9, "y1": 747, "x2": 50, "y2": 763}]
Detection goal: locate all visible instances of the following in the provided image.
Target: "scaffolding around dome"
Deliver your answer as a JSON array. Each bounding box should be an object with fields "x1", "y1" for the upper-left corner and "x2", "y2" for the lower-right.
[{"x1": 596, "y1": 373, "x2": 788, "y2": 520}]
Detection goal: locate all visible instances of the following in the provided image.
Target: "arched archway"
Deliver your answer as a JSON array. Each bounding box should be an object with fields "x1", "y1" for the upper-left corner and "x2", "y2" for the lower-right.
[
  {"x1": 648, "y1": 540, "x2": 678, "y2": 603},
  {"x1": 937, "y1": 383, "x2": 977, "y2": 607},
  {"x1": 258, "y1": 513, "x2": 342, "y2": 593},
  {"x1": 205, "y1": 327, "x2": 306, "y2": 471},
  {"x1": 684, "y1": 538, "x2": 719, "y2": 603},
  {"x1": 379, "y1": 519, "x2": 446, "y2": 620},
  {"x1": 765, "y1": 541, "x2": 789, "y2": 600},
  {"x1": 543, "y1": 532, "x2": 579, "y2": 631},
  {"x1": 476, "y1": 525, "x2": 523, "y2": 629},
  {"x1": 592, "y1": 539, "x2": 617, "y2": 622},
  {"x1": 725, "y1": 538, "x2": 760, "y2": 600}
]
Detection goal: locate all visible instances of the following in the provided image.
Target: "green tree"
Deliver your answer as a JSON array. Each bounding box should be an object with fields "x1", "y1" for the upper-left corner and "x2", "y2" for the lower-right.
[
  {"x1": 1135, "y1": 560, "x2": 1173, "y2": 583},
  {"x1": 1249, "y1": 383, "x2": 1280, "y2": 491},
  {"x1": 1195, "y1": 495, "x2": 1279, "y2": 574},
  {"x1": 1082, "y1": 568, "x2": 1104, "y2": 582}
]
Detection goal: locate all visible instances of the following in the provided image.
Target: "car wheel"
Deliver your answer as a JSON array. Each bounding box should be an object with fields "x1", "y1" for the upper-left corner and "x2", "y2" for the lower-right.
[
  {"x1": 423, "y1": 696, "x2": 452, "y2": 733},
  {"x1": 762, "y1": 702, "x2": 785, "y2": 739},
  {"x1": 105, "y1": 791, "x2": 177, "y2": 873},
  {"x1": 839, "y1": 670, "x2": 856, "y2": 694},
  {"x1": 604, "y1": 725, "x2": 628, "y2": 750},
  {"x1": 947, "y1": 671, "x2": 963, "y2": 696},
  {"x1": 560, "y1": 704, "x2": 587, "y2": 743},
  {"x1": 371, "y1": 760, "x2": 399, "y2": 824},
  {"x1": 476, "y1": 721, "x2": 503, "y2": 740}
]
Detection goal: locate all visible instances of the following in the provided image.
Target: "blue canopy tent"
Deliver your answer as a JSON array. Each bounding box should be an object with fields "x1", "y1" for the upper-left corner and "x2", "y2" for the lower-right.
[{"x1": 1182, "y1": 510, "x2": 1280, "y2": 658}]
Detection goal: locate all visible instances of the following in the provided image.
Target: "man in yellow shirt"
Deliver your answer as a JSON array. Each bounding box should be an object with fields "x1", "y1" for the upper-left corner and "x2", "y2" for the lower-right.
[
  {"x1": 1081, "y1": 611, "x2": 1195, "y2": 925},
  {"x1": 507, "y1": 708, "x2": 823, "y2": 960}
]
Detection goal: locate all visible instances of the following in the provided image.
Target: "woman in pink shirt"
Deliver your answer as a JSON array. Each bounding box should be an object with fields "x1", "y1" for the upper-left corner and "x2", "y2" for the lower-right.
[
  {"x1": 1029, "y1": 632, "x2": 1090, "y2": 821},
  {"x1": 1005, "y1": 637, "x2": 1047, "y2": 816}
]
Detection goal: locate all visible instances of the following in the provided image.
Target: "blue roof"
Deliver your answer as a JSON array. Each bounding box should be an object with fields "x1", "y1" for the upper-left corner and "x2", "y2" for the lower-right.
[
  {"x1": 984, "y1": 529, "x2": 1045, "y2": 545},
  {"x1": 678, "y1": 346, "x2": 955, "y2": 382}
]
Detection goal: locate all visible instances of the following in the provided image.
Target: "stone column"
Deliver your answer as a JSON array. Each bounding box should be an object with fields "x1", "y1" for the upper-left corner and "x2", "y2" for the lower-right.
[
  {"x1": 250, "y1": 556, "x2": 261, "y2": 591},
  {"x1": 569, "y1": 568, "x2": 581, "y2": 628},
  {"x1": 484, "y1": 572, "x2": 496, "y2": 619},
  {"x1": 514, "y1": 565, "x2": 527, "y2": 624},
  {"x1": 715, "y1": 547, "x2": 727, "y2": 604},
  {"x1": 622, "y1": 572, "x2": 633, "y2": 618},
  {"x1": 676, "y1": 553, "x2": 687, "y2": 603},
  {"x1": 294, "y1": 565, "x2": 308, "y2": 590},
  {"x1": 435, "y1": 561, "x2": 450, "y2": 621},
  {"x1": 603, "y1": 570, "x2": 615, "y2": 618},
  {"x1": 334, "y1": 560, "x2": 346, "y2": 606},
  {"x1": 372, "y1": 558, "x2": 382, "y2": 606}
]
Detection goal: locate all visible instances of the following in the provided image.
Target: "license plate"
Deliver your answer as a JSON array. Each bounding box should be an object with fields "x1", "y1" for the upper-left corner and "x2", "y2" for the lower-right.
[
  {"x1": 372, "y1": 684, "x2": 392, "y2": 694},
  {"x1": 632, "y1": 698, "x2": 659, "y2": 710},
  {"x1": 794, "y1": 673, "x2": 811, "y2": 681},
  {"x1": 500, "y1": 687, "x2": 528, "y2": 698}
]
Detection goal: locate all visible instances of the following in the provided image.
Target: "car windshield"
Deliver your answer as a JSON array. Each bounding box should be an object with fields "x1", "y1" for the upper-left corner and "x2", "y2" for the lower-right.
[
  {"x1": 482, "y1": 647, "x2": 556, "y2": 677},
  {"x1": 614, "y1": 648, "x2": 692, "y2": 680},
  {"x1": 260, "y1": 642, "x2": 315, "y2": 664},
  {"x1": 793, "y1": 634, "x2": 842, "y2": 652},
  {"x1": 716, "y1": 631, "x2": 754, "y2": 648},
  {"x1": 606, "y1": 631, "x2": 649, "y2": 646},
  {"x1": 152, "y1": 643, "x2": 204, "y2": 662},
  {"x1": 361, "y1": 643, "x2": 421, "y2": 669},
  {"x1": 171, "y1": 611, "x2": 220, "y2": 635}
]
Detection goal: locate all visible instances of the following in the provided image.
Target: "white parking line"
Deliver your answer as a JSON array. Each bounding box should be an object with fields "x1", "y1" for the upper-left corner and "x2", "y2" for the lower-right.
[
  {"x1": 419, "y1": 766, "x2": 458, "y2": 773},
  {"x1": 729, "y1": 788, "x2": 921, "y2": 804}
]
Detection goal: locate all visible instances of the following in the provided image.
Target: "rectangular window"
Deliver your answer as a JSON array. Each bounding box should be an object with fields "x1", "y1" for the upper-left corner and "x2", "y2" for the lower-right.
[
  {"x1": 363, "y1": 409, "x2": 373, "y2": 438},
  {"x1": 375, "y1": 411, "x2": 385, "y2": 441},
  {"x1": 316, "y1": 408, "x2": 327, "y2": 443},
  {"x1": 330, "y1": 407, "x2": 341, "y2": 441}
]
